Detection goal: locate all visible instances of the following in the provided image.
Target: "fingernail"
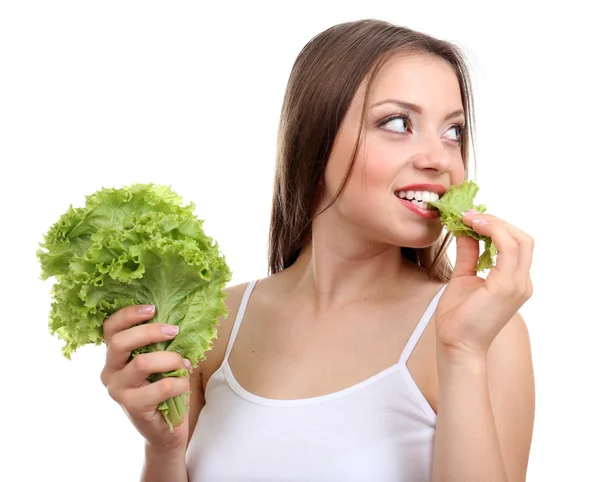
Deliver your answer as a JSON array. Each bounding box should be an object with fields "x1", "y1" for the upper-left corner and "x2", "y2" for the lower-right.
[
  {"x1": 138, "y1": 305, "x2": 155, "y2": 314},
  {"x1": 462, "y1": 209, "x2": 480, "y2": 216},
  {"x1": 183, "y1": 358, "x2": 192, "y2": 370},
  {"x1": 473, "y1": 219, "x2": 488, "y2": 225},
  {"x1": 161, "y1": 324, "x2": 179, "y2": 336}
]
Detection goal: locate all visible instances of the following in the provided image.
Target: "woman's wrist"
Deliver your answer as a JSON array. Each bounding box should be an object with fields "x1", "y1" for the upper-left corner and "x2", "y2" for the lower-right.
[
  {"x1": 144, "y1": 441, "x2": 187, "y2": 460},
  {"x1": 436, "y1": 344, "x2": 488, "y2": 376},
  {"x1": 142, "y1": 442, "x2": 188, "y2": 482}
]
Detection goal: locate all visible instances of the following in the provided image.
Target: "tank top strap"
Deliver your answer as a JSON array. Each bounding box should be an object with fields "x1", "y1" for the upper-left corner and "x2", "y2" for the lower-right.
[
  {"x1": 223, "y1": 279, "x2": 258, "y2": 362},
  {"x1": 399, "y1": 284, "x2": 447, "y2": 364}
]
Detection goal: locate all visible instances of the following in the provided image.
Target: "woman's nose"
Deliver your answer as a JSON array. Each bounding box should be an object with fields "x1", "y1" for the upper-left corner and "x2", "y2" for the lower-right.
[{"x1": 410, "y1": 137, "x2": 454, "y2": 174}]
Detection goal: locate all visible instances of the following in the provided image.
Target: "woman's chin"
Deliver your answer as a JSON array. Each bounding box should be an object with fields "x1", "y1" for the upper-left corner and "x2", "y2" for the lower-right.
[{"x1": 390, "y1": 232, "x2": 443, "y2": 250}]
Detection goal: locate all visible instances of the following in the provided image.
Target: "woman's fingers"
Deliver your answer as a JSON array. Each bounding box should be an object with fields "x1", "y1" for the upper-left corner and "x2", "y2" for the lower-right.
[
  {"x1": 467, "y1": 214, "x2": 518, "y2": 275},
  {"x1": 105, "y1": 321, "x2": 180, "y2": 372},
  {"x1": 106, "y1": 350, "x2": 191, "y2": 403},
  {"x1": 115, "y1": 372, "x2": 191, "y2": 417},
  {"x1": 462, "y1": 212, "x2": 534, "y2": 297},
  {"x1": 103, "y1": 304, "x2": 156, "y2": 344},
  {"x1": 98, "y1": 304, "x2": 193, "y2": 449},
  {"x1": 100, "y1": 304, "x2": 182, "y2": 388},
  {"x1": 119, "y1": 351, "x2": 191, "y2": 388},
  {"x1": 509, "y1": 225, "x2": 534, "y2": 276},
  {"x1": 452, "y1": 235, "x2": 480, "y2": 278}
]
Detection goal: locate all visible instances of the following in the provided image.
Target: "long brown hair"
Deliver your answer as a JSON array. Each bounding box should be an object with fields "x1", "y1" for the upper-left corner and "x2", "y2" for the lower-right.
[{"x1": 268, "y1": 19, "x2": 476, "y2": 282}]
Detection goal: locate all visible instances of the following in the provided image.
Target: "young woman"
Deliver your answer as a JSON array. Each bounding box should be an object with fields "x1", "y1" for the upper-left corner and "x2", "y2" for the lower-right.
[{"x1": 101, "y1": 19, "x2": 535, "y2": 481}]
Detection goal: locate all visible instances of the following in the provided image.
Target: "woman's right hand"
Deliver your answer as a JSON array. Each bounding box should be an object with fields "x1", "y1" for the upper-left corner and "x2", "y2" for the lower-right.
[{"x1": 100, "y1": 304, "x2": 192, "y2": 454}]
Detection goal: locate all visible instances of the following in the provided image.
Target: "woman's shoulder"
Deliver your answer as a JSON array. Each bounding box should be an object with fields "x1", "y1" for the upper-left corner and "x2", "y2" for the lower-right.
[{"x1": 198, "y1": 278, "x2": 265, "y2": 387}]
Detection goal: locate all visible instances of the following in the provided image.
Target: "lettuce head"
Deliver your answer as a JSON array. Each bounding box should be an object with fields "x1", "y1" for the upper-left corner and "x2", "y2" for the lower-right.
[
  {"x1": 427, "y1": 180, "x2": 497, "y2": 272},
  {"x1": 37, "y1": 183, "x2": 231, "y2": 431}
]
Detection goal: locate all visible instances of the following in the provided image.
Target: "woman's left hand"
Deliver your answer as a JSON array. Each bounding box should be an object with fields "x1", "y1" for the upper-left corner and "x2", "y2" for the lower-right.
[{"x1": 434, "y1": 210, "x2": 534, "y2": 359}]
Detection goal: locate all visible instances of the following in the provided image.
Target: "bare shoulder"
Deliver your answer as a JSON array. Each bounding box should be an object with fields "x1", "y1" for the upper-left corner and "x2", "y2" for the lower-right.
[
  {"x1": 487, "y1": 311, "x2": 535, "y2": 481},
  {"x1": 199, "y1": 281, "x2": 252, "y2": 386},
  {"x1": 486, "y1": 310, "x2": 535, "y2": 402},
  {"x1": 487, "y1": 311, "x2": 534, "y2": 372},
  {"x1": 186, "y1": 281, "x2": 252, "y2": 447},
  {"x1": 486, "y1": 311, "x2": 535, "y2": 407}
]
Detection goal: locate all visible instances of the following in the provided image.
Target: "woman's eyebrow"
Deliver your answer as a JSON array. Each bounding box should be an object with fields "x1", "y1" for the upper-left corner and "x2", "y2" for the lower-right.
[{"x1": 371, "y1": 99, "x2": 465, "y2": 121}]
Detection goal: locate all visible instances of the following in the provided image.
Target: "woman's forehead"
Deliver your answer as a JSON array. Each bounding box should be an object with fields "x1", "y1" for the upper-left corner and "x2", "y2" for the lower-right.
[{"x1": 365, "y1": 53, "x2": 461, "y2": 106}]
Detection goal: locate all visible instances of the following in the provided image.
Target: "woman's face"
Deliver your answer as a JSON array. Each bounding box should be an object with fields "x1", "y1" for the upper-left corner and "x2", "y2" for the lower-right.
[{"x1": 321, "y1": 53, "x2": 466, "y2": 249}]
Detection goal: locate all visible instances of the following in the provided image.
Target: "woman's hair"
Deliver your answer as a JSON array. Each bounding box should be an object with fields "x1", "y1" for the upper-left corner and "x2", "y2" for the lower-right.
[{"x1": 268, "y1": 19, "x2": 476, "y2": 282}]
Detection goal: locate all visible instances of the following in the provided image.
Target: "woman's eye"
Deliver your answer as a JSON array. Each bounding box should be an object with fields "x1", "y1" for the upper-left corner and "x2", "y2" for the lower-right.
[
  {"x1": 379, "y1": 115, "x2": 464, "y2": 143},
  {"x1": 382, "y1": 116, "x2": 410, "y2": 133},
  {"x1": 446, "y1": 125, "x2": 464, "y2": 142}
]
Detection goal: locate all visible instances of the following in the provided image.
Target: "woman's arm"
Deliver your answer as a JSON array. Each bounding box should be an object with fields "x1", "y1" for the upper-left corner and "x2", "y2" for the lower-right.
[
  {"x1": 141, "y1": 362, "x2": 206, "y2": 482},
  {"x1": 141, "y1": 445, "x2": 189, "y2": 482},
  {"x1": 141, "y1": 283, "x2": 246, "y2": 481},
  {"x1": 432, "y1": 312, "x2": 535, "y2": 482}
]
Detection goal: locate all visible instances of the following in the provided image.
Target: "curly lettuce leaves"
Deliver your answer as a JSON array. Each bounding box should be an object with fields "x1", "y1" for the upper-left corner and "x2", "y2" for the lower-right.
[
  {"x1": 37, "y1": 183, "x2": 231, "y2": 432},
  {"x1": 427, "y1": 180, "x2": 497, "y2": 272}
]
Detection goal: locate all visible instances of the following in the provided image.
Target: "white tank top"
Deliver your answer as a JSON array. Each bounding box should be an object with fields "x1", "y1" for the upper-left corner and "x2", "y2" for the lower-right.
[{"x1": 186, "y1": 280, "x2": 446, "y2": 482}]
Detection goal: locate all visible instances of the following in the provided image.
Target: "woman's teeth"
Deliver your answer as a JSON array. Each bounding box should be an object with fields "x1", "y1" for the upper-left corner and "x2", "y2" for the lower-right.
[
  {"x1": 395, "y1": 190, "x2": 440, "y2": 210},
  {"x1": 410, "y1": 200, "x2": 431, "y2": 209}
]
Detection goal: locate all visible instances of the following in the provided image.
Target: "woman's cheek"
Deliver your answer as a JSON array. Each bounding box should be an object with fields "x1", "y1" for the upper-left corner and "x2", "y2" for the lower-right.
[{"x1": 361, "y1": 147, "x2": 400, "y2": 192}]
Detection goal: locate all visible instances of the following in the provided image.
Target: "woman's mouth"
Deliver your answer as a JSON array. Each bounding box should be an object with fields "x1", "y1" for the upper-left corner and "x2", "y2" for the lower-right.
[
  {"x1": 394, "y1": 190, "x2": 440, "y2": 219},
  {"x1": 395, "y1": 189, "x2": 439, "y2": 209}
]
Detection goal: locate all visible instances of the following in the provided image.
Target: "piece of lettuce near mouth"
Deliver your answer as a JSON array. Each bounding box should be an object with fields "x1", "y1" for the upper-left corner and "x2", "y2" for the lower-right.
[{"x1": 427, "y1": 180, "x2": 497, "y2": 272}]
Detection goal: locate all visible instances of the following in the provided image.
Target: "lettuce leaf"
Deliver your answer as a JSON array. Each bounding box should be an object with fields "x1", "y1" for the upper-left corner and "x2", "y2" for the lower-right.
[
  {"x1": 427, "y1": 180, "x2": 497, "y2": 272},
  {"x1": 37, "y1": 183, "x2": 231, "y2": 431}
]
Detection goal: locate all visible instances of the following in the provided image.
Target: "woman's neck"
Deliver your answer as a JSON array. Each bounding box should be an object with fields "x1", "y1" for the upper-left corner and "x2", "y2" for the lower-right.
[{"x1": 283, "y1": 213, "x2": 425, "y2": 312}]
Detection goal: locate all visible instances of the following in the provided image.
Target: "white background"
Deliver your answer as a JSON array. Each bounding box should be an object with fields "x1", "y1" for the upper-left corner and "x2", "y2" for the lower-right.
[{"x1": 1, "y1": 1, "x2": 598, "y2": 481}]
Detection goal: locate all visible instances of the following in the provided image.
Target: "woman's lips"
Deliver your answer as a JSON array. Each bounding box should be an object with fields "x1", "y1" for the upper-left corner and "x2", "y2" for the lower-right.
[{"x1": 397, "y1": 197, "x2": 441, "y2": 219}]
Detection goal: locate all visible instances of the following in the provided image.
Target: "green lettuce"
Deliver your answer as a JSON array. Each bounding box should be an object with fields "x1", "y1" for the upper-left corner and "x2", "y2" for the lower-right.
[
  {"x1": 37, "y1": 183, "x2": 231, "y2": 431},
  {"x1": 427, "y1": 180, "x2": 497, "y2": 272}
]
